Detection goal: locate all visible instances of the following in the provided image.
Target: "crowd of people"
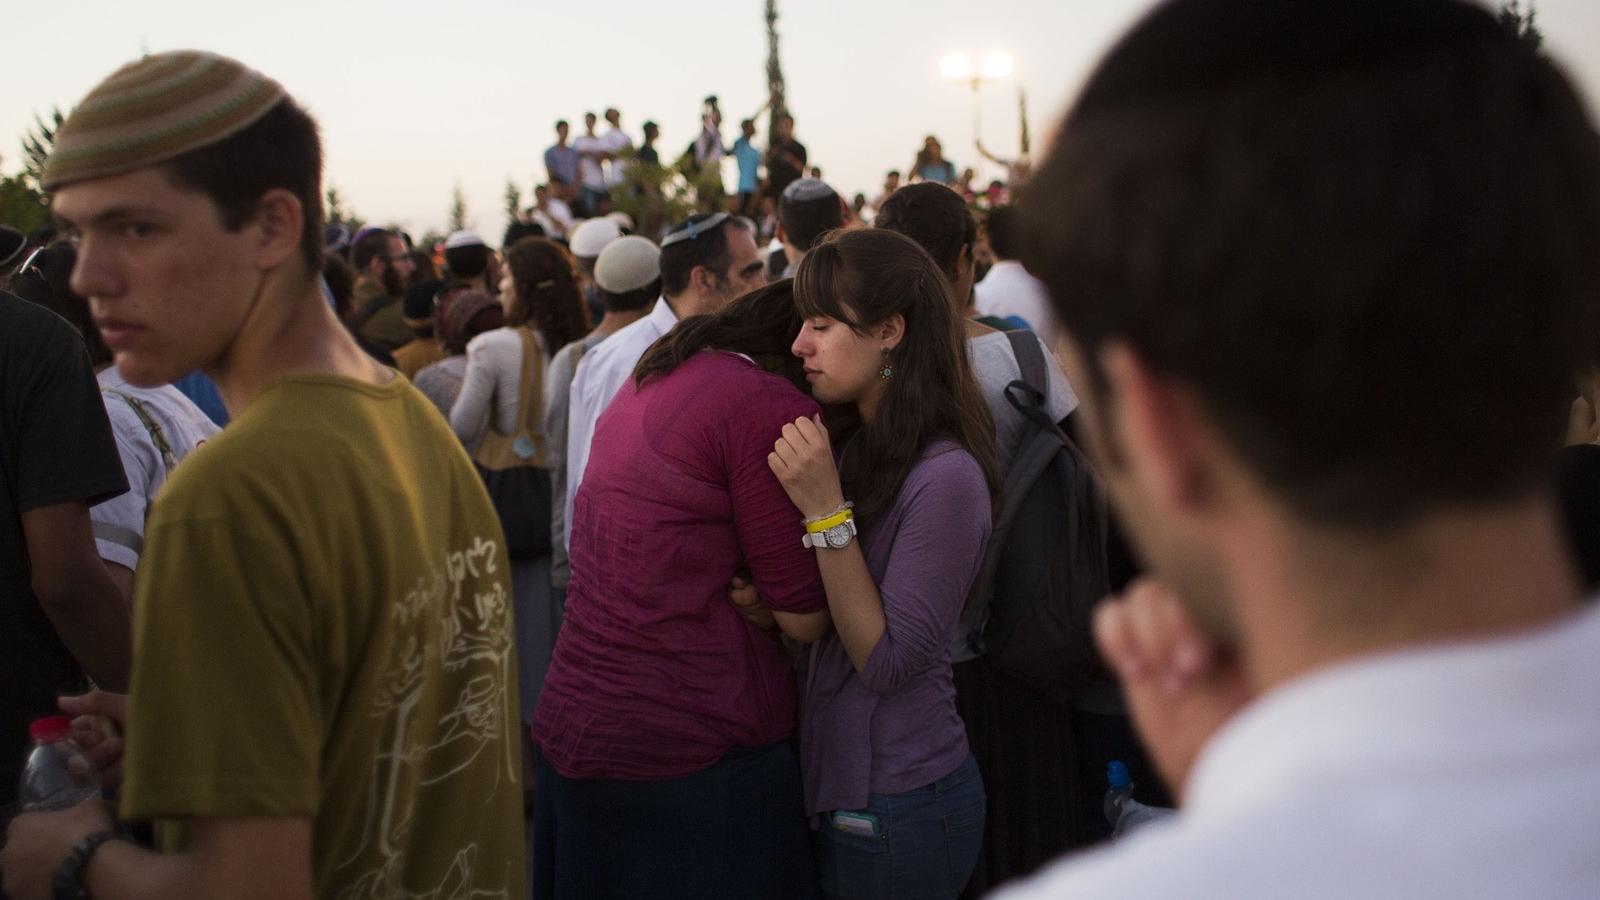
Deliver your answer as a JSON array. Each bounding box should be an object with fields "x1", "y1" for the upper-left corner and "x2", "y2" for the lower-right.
[{"x1": 2, "y1": 0, "x2": 1599, "y2": 898}]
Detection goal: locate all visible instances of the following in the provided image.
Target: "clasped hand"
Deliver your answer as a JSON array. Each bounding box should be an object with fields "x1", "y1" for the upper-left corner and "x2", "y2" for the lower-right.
[
  {"x1": 1094, "y1": 579, "x2": 1254, "y2": 798},
  {"x1": 767, "y1": 415, "x2": 844, "y2": 519}
]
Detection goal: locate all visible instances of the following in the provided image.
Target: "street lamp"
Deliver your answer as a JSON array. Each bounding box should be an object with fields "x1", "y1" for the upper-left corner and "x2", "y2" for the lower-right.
[{"x1": 941, "y1": 50, "x2": 1014, "y2": 181}]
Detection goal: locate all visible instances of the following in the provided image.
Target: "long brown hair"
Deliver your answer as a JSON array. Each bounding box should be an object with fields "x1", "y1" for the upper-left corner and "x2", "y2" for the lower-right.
[
  {"x1": 634, "y1": 279, "x2": 807, "y2": 391},
  {"x1": 794, "y1": 228, "x2": 1000, "y2": 522},
  {"x1": 504, "y1": 237, "x2": 587, "y2": 352}
]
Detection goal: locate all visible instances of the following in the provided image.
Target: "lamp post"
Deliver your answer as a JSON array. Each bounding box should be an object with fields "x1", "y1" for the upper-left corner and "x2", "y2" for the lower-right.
[{"x1": 940, "y1": 50, "x2": 1014, "y2": 183}]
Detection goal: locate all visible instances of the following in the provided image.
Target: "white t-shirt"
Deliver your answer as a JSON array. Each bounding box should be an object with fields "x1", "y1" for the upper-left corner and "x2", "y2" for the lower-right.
[
  {"x1": 997, "y1": 603, "x2": 1600, "y2": 900},
  {"x1": 602, "y1": 127, "x2": 634, "y2": 186},
  {"x1": 968, "y1": 330, "x2": 1079, "y2": 470},
  {"x1": 573, "y1": 134, "x2": 607, "y2": 190},
  {"x1": 563, "y1": 297, "x2": 678, "y2": 552},
  {"x1": 976, "y1": 260, "x2": 1062, "y2": 355},
  {"x1": 544, "y1": 331, "x2": 610, "y2": 588},
  {"x1": 531, "y1": 198, "x2": 574, "y2": 239},
  {"x1": 92, "y1": 369, "x2": 220, "y2": 570}
]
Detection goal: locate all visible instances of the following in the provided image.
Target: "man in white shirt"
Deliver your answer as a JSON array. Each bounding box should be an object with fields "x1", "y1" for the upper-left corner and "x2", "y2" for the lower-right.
[
  {"x1": 601, "y1": 107, "x2": 633, "y2": 189},
  {"x1": 529, "y1": 184, "x2": 574, "y2": 239},
  {"x1": 975, "y1": 204, "x2": 1060, "y2": 354},
  {"x1": 572, "y1": 111, "x2": 610, "y2": 217},
  {"x1": 563, "y1": 213, "x2": 765, "y2": 552},
  {"x1": 1002, "y1": 1, "x2": 1600, "y2": 898},
  {"x1": 94, "y1": 366, "x2": 218, "y2": 604}
]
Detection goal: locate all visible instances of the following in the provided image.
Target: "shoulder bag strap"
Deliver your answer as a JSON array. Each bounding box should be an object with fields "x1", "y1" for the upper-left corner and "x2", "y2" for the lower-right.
[
  {"x1": 513, "y1": 327, "x2": 546, "y2": 464},
  {"x1": 103, "y1": 388, "x2": 178, "y2": 472}
]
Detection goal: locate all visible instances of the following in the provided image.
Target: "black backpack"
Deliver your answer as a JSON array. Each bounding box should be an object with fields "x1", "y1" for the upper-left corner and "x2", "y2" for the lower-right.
[{"x1": 958, "y1": 330, "x2": 1113, "y2": 701}]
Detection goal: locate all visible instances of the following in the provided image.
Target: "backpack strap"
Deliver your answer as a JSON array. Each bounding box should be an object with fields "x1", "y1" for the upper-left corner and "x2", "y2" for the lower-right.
[
  {"x1": 956, "y1": 332, "x2": 1066, "y2": 658},
  {"x1": 351, "y1": 293, "x2": 392, "y2": 329},
  {"x1": 103, "y1": 388, "x2": 178, "y2": 473},
  {"x1": 1004, "y1": 328, "x2": 1065, "y2": 434}
]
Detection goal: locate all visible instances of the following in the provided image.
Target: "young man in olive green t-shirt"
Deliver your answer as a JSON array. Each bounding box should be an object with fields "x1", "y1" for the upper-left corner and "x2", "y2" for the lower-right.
[{"x1": 0, "y1": 52, "x2": 525, "y2": 900}]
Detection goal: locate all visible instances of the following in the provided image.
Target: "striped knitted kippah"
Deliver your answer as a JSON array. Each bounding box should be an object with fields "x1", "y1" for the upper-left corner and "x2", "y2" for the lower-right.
[{"x1": 42, "y1": 50, "x2": 286, "y2": 190}]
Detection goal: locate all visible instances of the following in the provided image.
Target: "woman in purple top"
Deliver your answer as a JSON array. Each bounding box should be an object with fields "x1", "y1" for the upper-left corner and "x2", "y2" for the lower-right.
[
  {"x1": 769, "y1": 228, "x2": 1001, "y2": 899},
  {"x1": 532, "y1": 280, "x2": 831, "y2": 899}
]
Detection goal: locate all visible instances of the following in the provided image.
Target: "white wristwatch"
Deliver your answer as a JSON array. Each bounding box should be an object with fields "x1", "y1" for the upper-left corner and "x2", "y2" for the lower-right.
[{"x1": 802, "y1": 518, "x2": 858, "y2": 550}]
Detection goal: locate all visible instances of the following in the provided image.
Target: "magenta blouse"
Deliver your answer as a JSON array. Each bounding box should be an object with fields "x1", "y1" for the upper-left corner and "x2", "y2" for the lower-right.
[{"x1": 534, "y1": 351, "x2": 826, "y2": 780}]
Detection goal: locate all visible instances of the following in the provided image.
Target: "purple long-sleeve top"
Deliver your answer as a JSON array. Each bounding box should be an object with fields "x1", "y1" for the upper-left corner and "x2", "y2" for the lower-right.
[{"x1": 800, "y1": 440, "x2": 992, "y2": 816}]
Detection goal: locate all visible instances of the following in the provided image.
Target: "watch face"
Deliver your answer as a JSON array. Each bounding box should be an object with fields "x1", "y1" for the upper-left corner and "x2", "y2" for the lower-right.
[{"x1": 824, "y1": 522, "x2": 853, "y2": 549}]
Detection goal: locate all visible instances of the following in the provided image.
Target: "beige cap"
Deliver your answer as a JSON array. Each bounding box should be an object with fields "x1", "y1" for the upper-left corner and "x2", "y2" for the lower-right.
[
  {"x1": 44, "y1": 50, "x2": 286, "y2": 190},
  {"x1": 595, "y1": 236, "x2": 662, "y2": 293}
]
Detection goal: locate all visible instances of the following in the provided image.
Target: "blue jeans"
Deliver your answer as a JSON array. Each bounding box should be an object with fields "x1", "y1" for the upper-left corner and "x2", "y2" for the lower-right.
[{"x1": 815, "y1": 754, "x2": 985, "y2": 900}]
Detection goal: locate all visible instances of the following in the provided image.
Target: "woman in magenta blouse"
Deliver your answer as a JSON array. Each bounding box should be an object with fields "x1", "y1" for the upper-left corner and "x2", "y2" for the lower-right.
[{"x1": 532, "y1": 280, "x2": 830, "y2": 899}]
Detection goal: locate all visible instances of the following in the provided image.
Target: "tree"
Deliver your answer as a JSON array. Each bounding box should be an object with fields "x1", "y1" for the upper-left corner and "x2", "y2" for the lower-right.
[
  {"x1": 608, "y1": 148, "x2": 727, "y2": 240},
  {"x1": 324, "y1": 186, "x2": 365, "y2": 233},
  {"x1": 0, "y1": 170, "x2": 49, "y2": 234},
  {"x1": 0, "y1": 151, "x2": 48, "y2": 233},
  {"x1": 21, "y1": 108, "x2": 64, "y2": 197},
  {"x1": 1498, "y1": 0, "x2": 1543, "y2": 51},
  {"x1": 765, "y1": 0, "x2": 788, "y2": 148},
  {"x1": 503, "y1": 179, "x2": 523, "y2": 224},
  {"x1": 449, "y1": 182, "x2": 469, "y2": 233}
]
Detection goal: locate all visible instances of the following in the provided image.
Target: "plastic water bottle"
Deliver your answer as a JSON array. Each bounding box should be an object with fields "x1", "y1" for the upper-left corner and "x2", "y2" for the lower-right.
[
  {"x1": 1103, "y1": 760, "x2": 1174, "y2": 838},
  {"x1": 19, "y1": 716, "x2": 99, "y2": 812}
]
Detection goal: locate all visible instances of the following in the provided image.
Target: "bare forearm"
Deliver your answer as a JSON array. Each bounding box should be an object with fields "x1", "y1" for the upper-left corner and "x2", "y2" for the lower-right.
[
  {"x1": 106, "y1": 561, "x2": 135, "y2": 608},
  {"x1": 87, "y1": 831, "x2": 312, "y2": 900},
  {"x1": 815, "y1": 547, "x2": 887, "y2": 671},
  {"x1": 37, "y1": 572, "x2": 131, "y2": 691},
  {"x1": 87, "y1": 842, "x2": 201, "y2": 900}
]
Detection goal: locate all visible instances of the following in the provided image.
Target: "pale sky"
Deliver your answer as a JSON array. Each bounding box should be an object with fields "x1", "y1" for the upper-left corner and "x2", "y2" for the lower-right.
[{"x1": 4, "y1": 0, "x2": 1598, "y2": 243}]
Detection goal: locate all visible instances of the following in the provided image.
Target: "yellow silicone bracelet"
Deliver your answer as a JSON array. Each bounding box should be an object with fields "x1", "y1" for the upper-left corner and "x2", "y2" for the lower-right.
[{"x1": 805, "y1": 507, "x2": 854, "y2": 534}]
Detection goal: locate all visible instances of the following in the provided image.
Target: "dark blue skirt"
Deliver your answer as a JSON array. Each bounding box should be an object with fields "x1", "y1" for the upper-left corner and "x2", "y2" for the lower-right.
[{"x1": 533, "y1": 740, "x2": 819, "y2": 900}]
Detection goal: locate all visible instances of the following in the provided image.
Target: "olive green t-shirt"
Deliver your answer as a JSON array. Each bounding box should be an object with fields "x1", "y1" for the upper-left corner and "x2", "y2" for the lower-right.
[{"x1": 121, "y1": 374, "x2": 524, "y2": 899}]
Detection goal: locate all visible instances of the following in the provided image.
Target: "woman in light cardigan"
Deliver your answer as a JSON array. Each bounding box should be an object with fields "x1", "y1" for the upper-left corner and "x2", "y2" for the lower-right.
[{"x1": 449, "y1": 236, "x2": 587, "y2": 726}]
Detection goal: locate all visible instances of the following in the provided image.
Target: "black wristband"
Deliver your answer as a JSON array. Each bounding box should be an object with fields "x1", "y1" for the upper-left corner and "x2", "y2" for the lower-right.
[{"x1": 52, "y1": 831, "x2": 121, "y2": 900}]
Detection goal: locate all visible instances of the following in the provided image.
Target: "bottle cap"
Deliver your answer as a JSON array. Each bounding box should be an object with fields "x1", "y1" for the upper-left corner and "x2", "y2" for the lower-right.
[
  {"x1": 1107, "y1": 760, "x2": 1132, "y2": 790},
  {"x1": 29, "y1": 715, "x2": 73, "y2": 742}
]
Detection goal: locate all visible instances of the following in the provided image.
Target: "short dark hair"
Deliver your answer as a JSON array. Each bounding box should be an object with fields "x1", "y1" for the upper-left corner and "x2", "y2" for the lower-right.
[
  {"x1": 321, "y1": 252, "x2": 354, "y2": 319},
  {"x1": 556, "y1": 119, "x2": 569, "y2": 129},
  {"x1": 984, "y1": 205, "x2": 1022, "y2": 260},
  {"x1": 635, "y1": 279, "x2": 807, "y2": 391},
  {"x1": 779, "y1": 190, "x2": 844, "y2": 253},
  {"x1": 444, "y1": 243, "x2": 491, "y2": 280},
  {"x1": 1019, "y1": 0, "x2": 1600, "y2": 527},
  {"x1": 351, "y1": 229, "x2": 393, "y2": 273},
  {"x1": 874, "y1": 182, "x2": 976, "y2": 278},
  {"x1": 886, "y1": 170, "x2": 901, "y2": 179},
  {"x1": 10, "y1": 242, "x2": 111, "y2": 366},
  {"x1": 163, "y1": 97, "x2": 324, "y2": 274},
  {"x1": 659, "y1": 214, "x2": 753, "y2": 297},
  {"x1": 602, "y1": 278, "x2": 662, "y2": 314},
  {"x1": 503, "y1": 221, "x2": 545, "y2": 247},
  {"x1": 409, "y1": 248, "x2": 438, "y2": 283}
]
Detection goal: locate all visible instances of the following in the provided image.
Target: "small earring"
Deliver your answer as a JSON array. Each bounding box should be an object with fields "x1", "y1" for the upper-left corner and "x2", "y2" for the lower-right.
[{"x1": 879, "y1": 349, "x2": 894, "y2": 381}]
